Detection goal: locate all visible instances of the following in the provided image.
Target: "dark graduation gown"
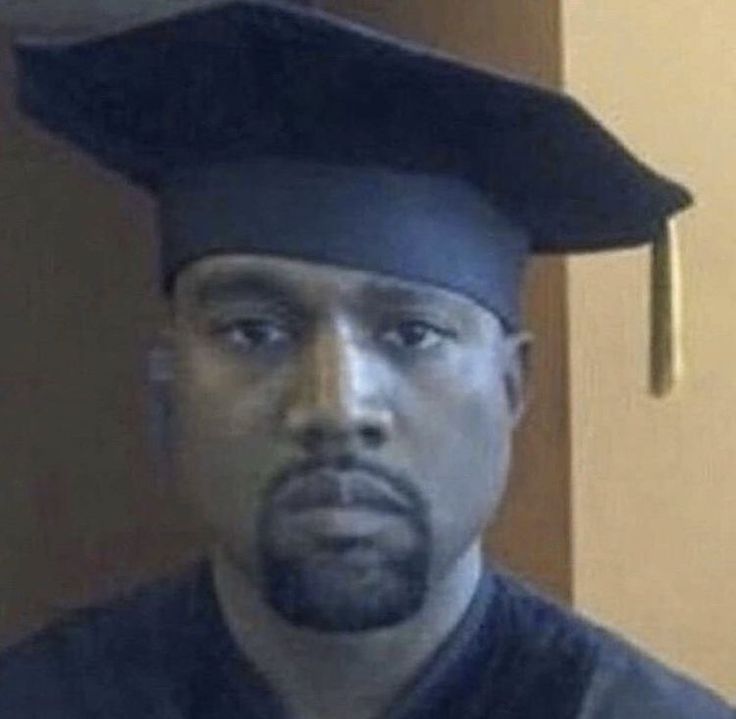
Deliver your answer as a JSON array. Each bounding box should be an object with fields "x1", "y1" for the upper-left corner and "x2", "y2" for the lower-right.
[{"x1": 0, "y1": 562, "x2": 731, "y2": 718}]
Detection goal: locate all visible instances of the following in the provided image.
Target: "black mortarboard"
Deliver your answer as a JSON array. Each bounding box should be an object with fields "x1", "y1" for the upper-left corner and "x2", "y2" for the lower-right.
[{"x1": 13, "y1": 0, "x2": 692, "y2": 392}]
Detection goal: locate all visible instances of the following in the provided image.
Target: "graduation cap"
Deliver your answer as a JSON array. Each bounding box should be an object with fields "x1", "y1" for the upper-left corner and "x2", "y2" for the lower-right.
[{"x1": 13, "y1": 0, "x2": 691, "y2": 395}]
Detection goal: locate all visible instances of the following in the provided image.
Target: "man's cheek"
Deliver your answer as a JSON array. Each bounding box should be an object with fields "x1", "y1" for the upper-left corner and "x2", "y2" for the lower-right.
[
  {"x1": 180, "y1": 386, "x2": 276, "y2": 441},
  {"x1": 182, "y1": 449, "x2": 266, "y2": 534},
  {"x1": 419, "y1": 382, "x2": 504, "y2": 444},
  {"x1": 420, "y1": 389, "x2": 508, "y2": 495}
]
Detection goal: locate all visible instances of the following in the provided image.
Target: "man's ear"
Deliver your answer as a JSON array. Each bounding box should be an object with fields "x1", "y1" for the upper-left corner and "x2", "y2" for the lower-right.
[
  {"x1": 503, "y1": 331, "x2": 533, "y2": 428},
  {"x1": 146, "y1": 331, "x2": 177, "y2": 483}
]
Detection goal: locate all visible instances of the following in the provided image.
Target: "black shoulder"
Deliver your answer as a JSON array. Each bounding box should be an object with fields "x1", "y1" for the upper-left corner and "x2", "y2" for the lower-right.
[
  {"x1": 488, "y1": 573, "x2": 733, "y2": 719},
  {"x1": 0, "y1": 563, "x2": 205, "y2": 717},
  {"x1": 577, "y1": 630, "x2": 734, "y2": 719},
  {"x1": 0, "y1": 625, "x2": 81, "y2": 717},
  {"x1": 491, "y1": 572, "x2": 603, "y2": 671},
  {"x1": 477, "y1": 572, "x2": 603, "y2": 718}
]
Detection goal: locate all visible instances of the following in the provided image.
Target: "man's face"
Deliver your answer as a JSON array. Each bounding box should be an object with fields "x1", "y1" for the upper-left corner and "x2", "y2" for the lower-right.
[{"x1": 169, "y1": 255, "x2": 525, "y2": 631}]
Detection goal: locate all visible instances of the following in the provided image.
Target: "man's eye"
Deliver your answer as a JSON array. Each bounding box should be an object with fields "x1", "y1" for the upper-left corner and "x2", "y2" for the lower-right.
[
  {"x1": 382, "y1": 320, "x2": 453, "y2": 350},
  {"x1": 213, "y1": 319, "x2": 292, "y2": 351}
]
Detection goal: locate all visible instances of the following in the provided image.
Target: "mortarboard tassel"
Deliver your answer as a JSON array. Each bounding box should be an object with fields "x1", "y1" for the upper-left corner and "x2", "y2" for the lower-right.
[{"x1": 650, "y1": 220, "x2": 683, "y2": 397}]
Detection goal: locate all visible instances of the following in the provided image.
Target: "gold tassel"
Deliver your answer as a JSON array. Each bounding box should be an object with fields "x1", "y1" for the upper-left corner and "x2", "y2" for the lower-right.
[{"x1": 650, "y1": 221, "x2": 683, "y2": 397}]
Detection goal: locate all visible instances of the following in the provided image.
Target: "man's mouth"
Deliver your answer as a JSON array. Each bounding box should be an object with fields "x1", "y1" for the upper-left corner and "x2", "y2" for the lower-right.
[
  {"x1": 266, "y1": 458, "x2": 419, "y2": 543},
  {"x1": 280, "y1": 504, "x2": 409, "y2": 540},
  {"x1": 271, "y1": 460, "x2": 413, "y2": 515}
]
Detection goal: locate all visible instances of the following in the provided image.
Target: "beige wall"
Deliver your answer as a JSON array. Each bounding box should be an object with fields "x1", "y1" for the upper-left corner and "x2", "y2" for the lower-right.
[{"x1": 564, "y1": 0, "x2": 736, "y2": 697}]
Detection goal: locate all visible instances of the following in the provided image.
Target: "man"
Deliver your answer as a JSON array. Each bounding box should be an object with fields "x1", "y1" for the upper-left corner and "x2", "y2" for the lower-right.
[{"x1": 0, "y1": 2, "x2": 732, "y2": 717}]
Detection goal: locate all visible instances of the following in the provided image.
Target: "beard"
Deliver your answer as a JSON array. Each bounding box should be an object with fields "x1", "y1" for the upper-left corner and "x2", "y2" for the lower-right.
[
  {"x1": 257, "y1": 458, "x2": 431, "y2": 632},
  {"x1": 260, "y1": 537, "x2": 429, "y2": 632}
]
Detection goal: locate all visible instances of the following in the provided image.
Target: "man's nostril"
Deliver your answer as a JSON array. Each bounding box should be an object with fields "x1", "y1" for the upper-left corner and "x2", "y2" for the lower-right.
[
  {"x1": 360, "y1": 425, "x2": 385, "y2": 448},
  {"x1": 290, "y1": 420, "x2": 387, "y2": 453}
]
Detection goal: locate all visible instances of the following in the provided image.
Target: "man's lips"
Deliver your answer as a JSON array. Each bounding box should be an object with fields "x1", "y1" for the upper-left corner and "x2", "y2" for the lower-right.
[
  {"x1": 265, "y1": 458, "x2": 423, "y2": 549},
  {"x1": 281, "y1": 506, "x2": 409, "y2": 542},
  {"x1": 271, "y1": 467, "x2": 414, "y2": 516}
]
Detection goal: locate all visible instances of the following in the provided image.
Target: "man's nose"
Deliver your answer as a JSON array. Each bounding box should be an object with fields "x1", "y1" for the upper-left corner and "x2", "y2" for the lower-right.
[{"x1": 283, "y1": 323, "x2": 393, "y2": 453}]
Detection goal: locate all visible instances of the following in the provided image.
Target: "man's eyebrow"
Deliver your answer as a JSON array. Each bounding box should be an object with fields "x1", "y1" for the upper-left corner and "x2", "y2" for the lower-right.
[{"x1": 194, "y1": 271, "x2": 300, "y2": 308}]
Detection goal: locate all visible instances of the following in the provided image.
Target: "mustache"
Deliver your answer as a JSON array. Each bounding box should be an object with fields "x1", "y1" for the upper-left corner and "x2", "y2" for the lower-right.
[{"x1": 268, "y1": 455, "x2": 420, "y2": 516}]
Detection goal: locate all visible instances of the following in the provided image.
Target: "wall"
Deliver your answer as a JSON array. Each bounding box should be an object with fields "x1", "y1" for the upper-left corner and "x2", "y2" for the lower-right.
[
  {"x1": 0, "y1": 35, "x2": 202, "y2": 643},
  {"x1": 564, "y1": 0, "x2": 736, "y2": 696}
]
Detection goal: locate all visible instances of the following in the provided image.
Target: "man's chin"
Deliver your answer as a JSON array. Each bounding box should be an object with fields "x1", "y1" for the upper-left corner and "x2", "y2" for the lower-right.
[{"x1": 261, "y1": 555, "x2": 429, "y2": 633}]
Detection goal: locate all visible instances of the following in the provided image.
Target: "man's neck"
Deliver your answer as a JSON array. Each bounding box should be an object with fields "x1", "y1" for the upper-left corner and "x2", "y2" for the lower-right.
[{"x1": 212, "y1": 545, "x2": 483, "y2": 719}]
